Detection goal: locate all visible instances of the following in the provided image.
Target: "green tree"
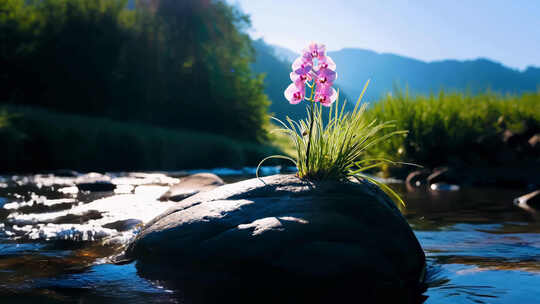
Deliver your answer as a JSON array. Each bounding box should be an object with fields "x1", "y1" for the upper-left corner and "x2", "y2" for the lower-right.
[{"x1": 0, "y1": 0, "x2": 270, "y2": 143}]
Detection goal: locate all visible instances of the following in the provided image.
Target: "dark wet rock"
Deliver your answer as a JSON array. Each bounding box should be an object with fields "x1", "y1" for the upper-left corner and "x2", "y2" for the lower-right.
[
  {"x1": 18, "y1": 201, "x2": 75, "y2": 214},
  {"x1": 502, "y1": 129, "x2": 518, "y2": 145},
  {"x1": 427, "y1": 167, "x2": 461, "y2": 185},
  {"x1": 50, "y1": 169, "x2": 80, "y2": 177},
  {"x1": 103, "y1": 219, "x2": 143, "y2": 232},
  {"x1": 514, "y1": 190, "x2": 540, "y2": 208},
  {"x1": 75, "y1": 173, "x2": 115, "y2": 192},
  {"x1": 76, "y1": 181, "x2": 116, "y2": 192},
  {"x1": 406, "y1": 169, "x2": 431, "y2": 188},
  {"x1": 159, "y1": 173, "x2": 224, "y2": 202},
  {"x1": 52, "y1": 210, "x2": 103, "y2": 224},
  {"x1": 467, "y1": 166, "x2": 540, "y2": 188},
  {"x1": 529, "y1": 134, "x2": 540, "y2": 151},
  {"x1": 501, "y1": 128, "x2": 540, "y2": 155},
  {"x1": 402, "y1": 164, "x2": 540, "y2": 189},
  {"x1": 0, "y1": 198, "x2": 8, "y2": 220},
  {"x1": 126, "y1": 174, "x2": 426, "y2": 303},
  {"x1": 494, "y1": 146, "x2": 518, "y2": 164},
  {"x1": 501, "y1": 129, "x2": 529, "y2": 148},
  {"x1": 0, "y1": 197, "x2": 7, "y2": 208}
]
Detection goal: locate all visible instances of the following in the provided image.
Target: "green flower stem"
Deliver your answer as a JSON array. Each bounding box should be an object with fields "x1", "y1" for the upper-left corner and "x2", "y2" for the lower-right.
[
  {"x1": 305, "y1": 81, "x2": 316, "y2": 172},
  {"x1": 305, "y1": 100, "x2": 315, "y2": 172}
]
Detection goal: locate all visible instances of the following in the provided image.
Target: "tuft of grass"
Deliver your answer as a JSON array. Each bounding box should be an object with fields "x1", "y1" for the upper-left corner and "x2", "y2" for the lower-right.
[
  {"x1": 258, "y1": 81, "x2": 411, "y2": 206},
  {"x1": 265, "y1": 122, "x2": 296, "y2": 158}
]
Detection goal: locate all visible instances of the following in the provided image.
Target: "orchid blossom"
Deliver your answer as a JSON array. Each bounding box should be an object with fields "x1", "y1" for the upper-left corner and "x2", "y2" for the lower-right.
[
  {"x1": 282, "y1": 42, "x2": 340, "y2": 171},
  {"x1": 284, "y1": 42, "x2": 337, "y2": 107},
  {"x1": 284, "y1": 79, "x2": 306, "y2": 104},
  {"x1": 314, "y1": 84, "x2": 337, "y2": 106}
]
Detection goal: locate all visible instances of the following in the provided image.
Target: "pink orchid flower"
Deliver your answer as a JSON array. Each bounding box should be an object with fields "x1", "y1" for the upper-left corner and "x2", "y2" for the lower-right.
[
  {"x1": 314, "y1": 84, "x2": 337, "y2": 107},
  {"x1": 315, "y1": 68, "x2": 337, "y2": 86},
  {"x1": 284, "y1": 79, "x2": 306, "y2": 104},
  {"x1": 292, "y1": 57, "x2": 312, "y2": 78},
  {"x1": 290, "y1": 71, "x2": 311, "y2": 83},
  {"x1": 306, "y1": 42, "x2": 326, "y2": 61},
  {"x1": 316, "y1": 55, "x2": 336, "y2": 71},
  {"x1": 284, "y1": 42, "x2": 337, "y2": 105}
]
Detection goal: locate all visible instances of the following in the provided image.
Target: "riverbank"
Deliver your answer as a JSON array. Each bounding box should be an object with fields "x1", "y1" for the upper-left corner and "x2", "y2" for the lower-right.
[
  {"x1": 2, "y1": 90, "x2": 539, "y2": 187},
  {"x1": 0, "y1": 105, "x2": 281, "y2": 173},
  {"x1": 363, "y1": 91, "x2": 540, "y2": 186}
]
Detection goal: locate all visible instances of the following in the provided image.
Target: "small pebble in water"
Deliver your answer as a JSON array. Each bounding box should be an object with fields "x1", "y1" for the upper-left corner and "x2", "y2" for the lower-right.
[{"x1": 430, "y1": 183, "x2": 460, "y2": 191}]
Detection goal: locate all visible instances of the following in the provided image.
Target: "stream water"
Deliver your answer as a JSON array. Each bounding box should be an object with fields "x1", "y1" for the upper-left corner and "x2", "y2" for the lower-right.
[{"x1": 0, "y1": 170, "x2": 538, "y2": 303}]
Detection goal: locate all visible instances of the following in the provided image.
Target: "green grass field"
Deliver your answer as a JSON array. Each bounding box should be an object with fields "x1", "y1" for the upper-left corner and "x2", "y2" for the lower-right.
[{"x1": 363, "y1": 90, "x2": 540, "y2": 172}]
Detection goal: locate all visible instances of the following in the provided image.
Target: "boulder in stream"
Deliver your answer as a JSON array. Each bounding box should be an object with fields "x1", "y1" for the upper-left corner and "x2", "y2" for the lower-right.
[
  {"x1": 125, "y1": 174, "x2": 426, "y2": 303},
  {"x1": 158, "y1": 173, "x2": 224, "y2": 201}
]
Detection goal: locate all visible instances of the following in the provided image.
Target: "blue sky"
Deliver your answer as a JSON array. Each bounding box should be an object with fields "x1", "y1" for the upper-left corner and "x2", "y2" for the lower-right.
[{"x1": 229, "y1": 0, "x2": 540, "y2": 70}]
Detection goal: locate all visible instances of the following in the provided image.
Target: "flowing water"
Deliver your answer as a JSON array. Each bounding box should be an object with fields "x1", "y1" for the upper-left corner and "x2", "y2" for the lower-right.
[{"x1": 0, "y1": 170, "x2": 539, "y2": 303}]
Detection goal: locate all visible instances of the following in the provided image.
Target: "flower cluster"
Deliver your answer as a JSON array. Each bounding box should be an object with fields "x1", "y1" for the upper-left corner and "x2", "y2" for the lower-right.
[{"x1": 284, "y1": 42, "x2": 338, "y2": 106}]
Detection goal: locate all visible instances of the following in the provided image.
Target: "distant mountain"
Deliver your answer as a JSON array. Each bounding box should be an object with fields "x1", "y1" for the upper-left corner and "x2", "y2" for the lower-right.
[
  {"x1": 330, "y1": 49, "x2": 540, "y2": 102},
  {"x1": 251, "y1": 39, "x2": 300, "y2": 121},
  {"x1": 261, "y1": 45, "x2": 540, "y2": 103},
  {"x1": 270, "y1": 44, "x2": 298, "y2": 63}
]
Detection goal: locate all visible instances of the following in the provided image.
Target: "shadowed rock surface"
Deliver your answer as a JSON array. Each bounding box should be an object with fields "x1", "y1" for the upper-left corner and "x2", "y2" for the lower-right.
[
  {"x1": 126, "y1": 174, "x2": 426, "y2": 303},
  {"x1": 158, "y1": 173, "x2": 224, "y2": 201},
  {"x1": 103, "y1": 219, "x2": 143, "y2": 232},
  {"x1": 75, "y1": 173, "x2": 116, "y2": 192}
]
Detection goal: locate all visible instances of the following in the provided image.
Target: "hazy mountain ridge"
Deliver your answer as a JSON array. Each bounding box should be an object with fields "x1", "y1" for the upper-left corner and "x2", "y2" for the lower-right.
[
  {"x1": 251, "y1": 40, "x2": 300, "y2": 121},
  {"x1": 270, "y1": 44, "x2": 298, "y2": 63}
]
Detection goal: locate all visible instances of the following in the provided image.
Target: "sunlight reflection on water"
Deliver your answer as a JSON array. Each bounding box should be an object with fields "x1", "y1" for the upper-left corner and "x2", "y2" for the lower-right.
[{"x1": 0, "y1": 171, "x2": 539, "y2": 303}]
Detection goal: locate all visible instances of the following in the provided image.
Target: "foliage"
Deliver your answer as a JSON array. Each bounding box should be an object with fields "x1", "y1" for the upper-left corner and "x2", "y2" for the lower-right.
[
  {"x1": 0, "y1": 0, "x2": 269, "y2": 143},
  {"x1": 0, "y1": 106, "x2": 280, "y2": 173},
  {"x1": 364, "y1": 90, "x2": 540, "y2": 169},
  {"x1": 259, "y1": 81, "x2": 408, "y2": 206}
]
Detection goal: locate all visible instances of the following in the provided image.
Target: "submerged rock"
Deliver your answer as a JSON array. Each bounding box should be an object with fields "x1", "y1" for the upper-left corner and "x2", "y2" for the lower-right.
[
  {"x1": 0, "y1": 197, "x2": 7, "y2": 208},
  {"x1": 76, "y1": 181, "x2": 116, "y2": 192},
  {"x1": 158, "y1": 173, "x2": 224, "y2": 201},
  {"x1": 76, "y1": 173, "x2": 116, "y2": 192},
  {"x1": 406, "y1": 169, "x2": 431, "y2": 188},
  {"x1": 126, "y1": 174, "x2": 426, "y2": 303},
  {"x1": 530, "y1": 134, "x2": 540, "y2": 152},
  {"x1": 103, "y1": 218, "x2": 143, "y2": 232},
  {"x1": 514, "y1": 190, "x2": 540, "y2": 209},
  {"x1": 427, "y1": 167, "x2": 461, "y2": 185}
]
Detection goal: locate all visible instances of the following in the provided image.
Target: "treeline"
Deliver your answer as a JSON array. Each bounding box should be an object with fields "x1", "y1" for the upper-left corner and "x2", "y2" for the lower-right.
[
  {"x1": 0, "y1": 106, "x2": 280, "y2": 172},
  {"x1": 0, "y1": 0, "x2": 270, "y2": 142}
]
